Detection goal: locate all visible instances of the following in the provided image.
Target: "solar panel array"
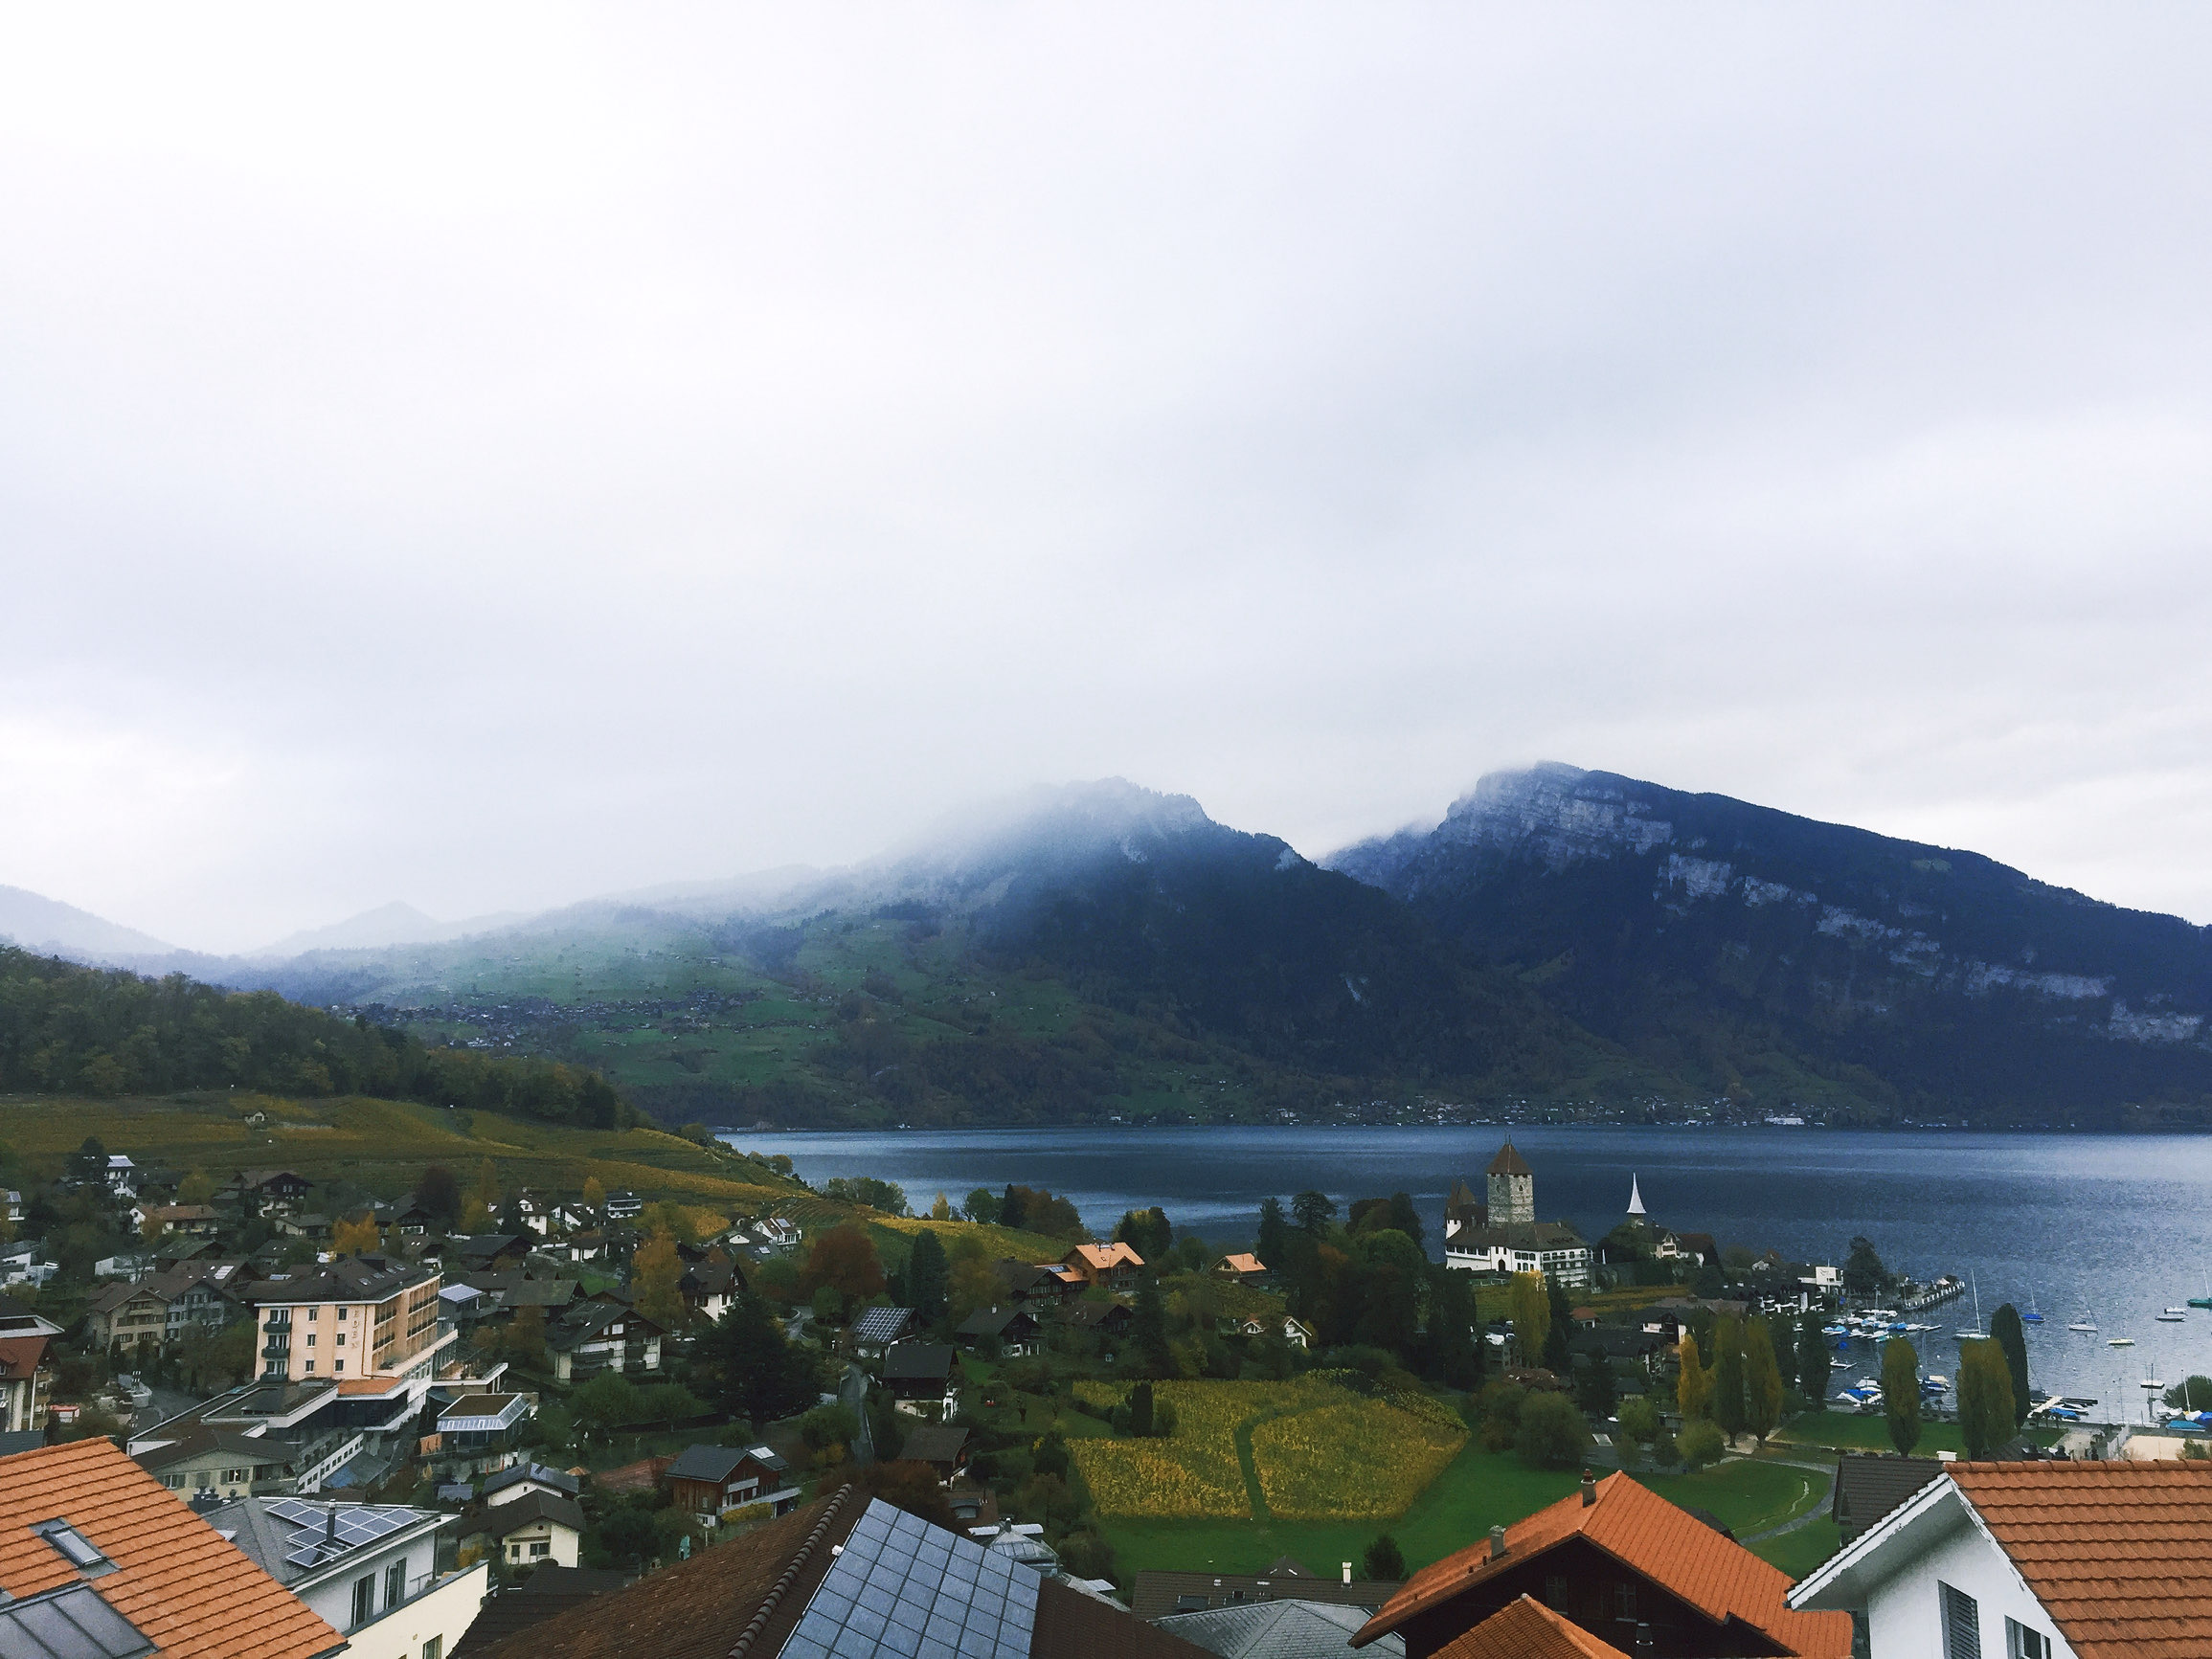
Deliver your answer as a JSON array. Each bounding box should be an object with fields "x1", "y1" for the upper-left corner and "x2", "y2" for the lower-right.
[
  {"x1": 264, "y1": 1498, "x2": 416, "y2": 1570},
  {"x1": 0, "y1": 1581, "x2": 154, "y2": 1659},
  {"x1": 783, "y1": 1498, "x2": 1037, "y2": 1659}
]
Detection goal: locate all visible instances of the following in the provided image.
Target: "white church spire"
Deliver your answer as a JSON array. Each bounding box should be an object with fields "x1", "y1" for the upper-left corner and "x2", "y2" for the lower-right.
[{"x1": 1626, "y1": 1173, "x2": 1646, "y2": 1218}]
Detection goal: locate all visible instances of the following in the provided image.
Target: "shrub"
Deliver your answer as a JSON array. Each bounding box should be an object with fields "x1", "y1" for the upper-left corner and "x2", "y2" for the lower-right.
[
  {"x1": 1678, "y1": 1419, "x2": 1727, "y2": 1470},
  {"x1": 1513, "y1": 1392, "x2": 1589, "y2": 1469}
]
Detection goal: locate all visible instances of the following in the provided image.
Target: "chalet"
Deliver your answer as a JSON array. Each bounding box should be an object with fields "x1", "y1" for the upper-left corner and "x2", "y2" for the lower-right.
[
  {"x1": 602, "y1": 1190, "x2": 643, "y2": 1222},
  {"x1": 138, "y1": 1203, "x2": 222, "y2": 1237},
  {"x1": 992, "y1": 1259, "x2": 1056, "y2": 1306},
  {"x1": 1056, "y1": 1300, "x2": 1133, "y2": 1342},
  {"x1": 1060, "y1": 1242, "x2": 1143, "y2": 1290},
  {"x1": 388, "y1": 1196, "x2": 439, "y2": 1236},
  {"x1": 272, "y1": 1212, "x2": 333, "y2": 1242},
  {"x1": 848, "y1": 1305, "x2": 914, "y2": 1357},
  {"x1": 662, "y1": 1443, "x2": 798, "y2": 1521},
  {"x1": 1350, "y1": 1472, "x2": 1850, "y2": 1658},
  {"x1": 223, "y1": 1169, "x2": 312, "y2": 1217},
  {"x1": 133, "y1": 1427, "x2": 297, "y2": 1500},
  {"x1": 546, "y1": 1299, "x2": 666, "y2": 1380},
  {"x1": 473, "y1": 1488, "x2": 587, "y2": 1569},
  {"x1": 1210, "y1": 1253, "x2": 1268, "y2": 1285},
  {"x1": 881, "y1": 1342, "x2": 959, "y2": 1415},
  {"x1": 678, "y1": 1255, "x2": 742, "y2": 1324},
  {"x1": 0, "y1": 1302, "x2": 56, "y2": 1434},
  {"x1": 1790, "y1": 1459, "x2": 2201, "y2": 1658},
  {"x1": 955, "y1": 1305, "x2": 1041, "y2": 1356},
  {"x1": 449, "y1": 1234, "x2": 532, "y2": 1272},
  {"x1": 897, "y1": 1422, "x2": 970, "y2": 1483},
  {"x1": 81, "y1": 1261, "x2": 240, "y2": 1351},
  {"x1": 1282, "y1": 1316, "x2": 1316, "y2": 1350},
  {"x1": 484, "y1": 1463, "x2": 582, "y2": 1509}
]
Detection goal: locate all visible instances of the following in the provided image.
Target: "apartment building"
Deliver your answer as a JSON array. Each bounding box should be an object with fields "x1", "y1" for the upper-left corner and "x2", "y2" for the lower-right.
[{"x1": 246, "y1": 1255, "x2": 456, "y2": 1388}]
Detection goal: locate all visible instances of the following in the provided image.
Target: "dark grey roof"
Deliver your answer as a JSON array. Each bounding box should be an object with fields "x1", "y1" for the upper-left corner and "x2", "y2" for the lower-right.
[
  {"x1": 131, "y1": 1428, "x2": 288, "y2": 1475},
  {"x1": 956, "y1": 1306, "x2": 1037, "y2": 1338},
  {"x1": 664, "y1": 1443, "x2": 787, "y2": 1484},
  {"x1": 1832, "y1": 1452, "x2": 1946, "y2": 1538},
  {"x1": 0, "y1": 1580, "x2": 154, "y2": 1659},
  {"x1": 484, "y1": 1462, "x2": 582, "y2": 1499},
  {"x1": 0, "y1": 1430, "x2": 44, "y2": 1457},
  {"x1": 1129, "y1": 1572, "x2": 1402, "y2": 1624},
  {"x1": 1156, "y1": 1598, "x2": 1404, "y2": 1658},
  {"x1": 478, "y1": 1490, "x2": 588, "y2": 1538},
  {"x1": 451, "y1": 1565, "x2": 631, "y2": 1659},
  {"x1": 1486, "y1": 1143, "x2": 1532, "y2": 1177},
  {"x1": 896, "y1": 1424, "x2": 968, "y2": 1466},
  {"x1": 206, "y1": 1495, "x2": 438, "y2": 1587},
  {"x1": 881, "y1": 1342, "x2": 955, "y2": 1382}
]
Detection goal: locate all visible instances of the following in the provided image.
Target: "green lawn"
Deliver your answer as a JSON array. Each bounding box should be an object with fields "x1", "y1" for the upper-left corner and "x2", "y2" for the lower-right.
[
  {"x1": 1749, "y1": 1518, "x2": 1842, "y2": 1580},
  {"x1": 1773, "y1": 1411, "x2": 2062, "y2": 1456},
  {"x1": 1097, "y1": 1444, "x2": 1832, "y2": 1580}
]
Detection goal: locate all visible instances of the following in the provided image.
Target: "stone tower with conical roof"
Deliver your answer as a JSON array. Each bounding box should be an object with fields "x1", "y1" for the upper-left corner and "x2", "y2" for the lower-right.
[{"x1": 1485, "y1": 1142, "x2": 1534, "y2": 1225}]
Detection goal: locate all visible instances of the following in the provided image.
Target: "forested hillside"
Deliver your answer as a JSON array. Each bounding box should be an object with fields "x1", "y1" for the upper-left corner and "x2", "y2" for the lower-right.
[{"x1": 0, "y1": 945, "x2": 633, "y2": 1128}]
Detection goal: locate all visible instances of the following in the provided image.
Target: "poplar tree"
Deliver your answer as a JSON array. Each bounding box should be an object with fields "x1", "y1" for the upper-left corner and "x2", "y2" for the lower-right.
[
  {"x1": 1675, "y1": 1332, "x2": 1713, "y2": 1420},
  {"x1": 1882, "y1": 1336, "x2": 1923, "y2": 1455},
  {"x1": 1990, "y1": 1304, "x2": 2032, "y2": 1427},
  {"x1": 1797, "y1": 1311, "x2": 1832, "y2": 1406},
  {"x1": 906, "y1": 1229, "x2": 949, "y2": 1327},
  {"x1": 1743, "y1": 1319, "x2": 1785, "y2": 1444},
  {"x1": 1711, "y1": 1315, "x2": 1748, "y2": 1441},
  {"x1": 1958, "y1": 1339, "x2": 2016, "y2": 1459}
]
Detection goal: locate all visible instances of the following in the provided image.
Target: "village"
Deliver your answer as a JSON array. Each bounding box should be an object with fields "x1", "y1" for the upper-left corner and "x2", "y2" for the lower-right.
[{"x1": 0, "y1": 1123, "x2": 2188, "y2": 1659}]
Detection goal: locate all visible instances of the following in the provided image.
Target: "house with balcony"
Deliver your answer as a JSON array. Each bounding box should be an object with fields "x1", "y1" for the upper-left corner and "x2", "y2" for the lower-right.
[
  {"x1": 545, "y1": 1298, "x2": 666, "y2": 1381},
  {"x1": 1060, "y1": 1241, "x2": 1143, "y2": 1291},
  {"x1": 663, "y1": 1444, "x2": 799, "y2": 1523},
  {"x1": 0, "y1": 1295, "x2": 57, "y2": 1436},
  {"x1": 211, "y1": 1491, "x2": 489, "y2": 1657},
  {"x1": 243, "y1": 1254, "x2": 455, "y2": 1390},
  {"x1": 435, "y1": 1392, "x2": 535, "y2": 1473}
]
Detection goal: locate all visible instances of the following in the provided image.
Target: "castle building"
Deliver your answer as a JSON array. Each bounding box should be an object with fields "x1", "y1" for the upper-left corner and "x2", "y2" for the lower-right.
[{"x1": 1443, "y1": 1142, "x2": 1592, "y2": 1288}]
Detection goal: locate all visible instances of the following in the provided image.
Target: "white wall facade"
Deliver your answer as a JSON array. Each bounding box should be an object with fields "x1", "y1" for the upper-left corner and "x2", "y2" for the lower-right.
[
  {"x1": 313, "y1": 1559, "x2": 489, "y2": 1659},
  {"x1": 1865, "y1": 1515, "x2": 2075, "y2": 1659}
]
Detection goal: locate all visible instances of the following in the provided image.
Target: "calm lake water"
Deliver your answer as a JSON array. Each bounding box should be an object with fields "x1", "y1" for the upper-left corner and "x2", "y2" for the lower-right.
[{"x1": 727, "y1": 1123, "x2": 2212, "y2": 1419}]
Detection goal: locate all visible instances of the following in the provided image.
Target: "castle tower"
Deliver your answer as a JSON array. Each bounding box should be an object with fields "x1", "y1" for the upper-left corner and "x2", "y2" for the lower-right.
[
  {"x1": 1485, "y1": 1143, "x2": 1534, "y2": 1226},
  {"x1": 1627, "y1": 1174, "x2": 1646, "y2": 1219}
]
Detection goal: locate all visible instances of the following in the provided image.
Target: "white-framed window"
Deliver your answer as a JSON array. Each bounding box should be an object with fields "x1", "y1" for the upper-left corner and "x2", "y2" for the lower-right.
[
  {"x1": 1939, "y1": 1581, "x2": 1981, "y2": 1659},
  {"x1": 2006, "y1": 1617, "x2": 2052, "y2": 1659},
  {"x1": 350, "y1": 1574, "x2": 374, "y2": 1629},
  {"x1": 385, "y1": 1558, "x2": 405, "y2": 1607}
]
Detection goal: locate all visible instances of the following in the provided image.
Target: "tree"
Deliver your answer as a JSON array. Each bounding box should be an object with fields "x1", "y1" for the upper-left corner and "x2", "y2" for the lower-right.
[
  {"x1": 1711, "y1": 1315, "x2": 1748, "y2": 1441},
  {"x1": 1797, "y1": 1312, "x2": 1832, "y2": 1407},
  {"x1": 1675, "y1": 1332, "x2": 1713, "y2": 1421},
  {"x1": 1362, "y1": 1535, "x2": 1407, "y2": 1581},
  {"x1": 1616, "y1": 1396, "x2": 1660, "y2": 1446},
  {"x1": 573, "y1": 1372, "x2": 642, "y2": 1439},
  {"x1": 1128, "y1": 1380, "x2": 1155, "y2": 1438},
  {"x1": 1743, "y1": 1319, "x2": 1785, "y2": 1445},
  {"x1": 2165, "y1": 1376, "x2": 2212, "y2": 1412},
  {"x1": 582, "y1": 1175, "x2": 606, "y2": 1217},
  {"x1": 1542, "y1": 1276, "x2": 1574, "y2": 1375},
  {"x1": 861, "y1": 1460, "x2": 958, "y2": 1530},
  {"x1": 707, "y1": 1289, "x2": 818, "y2": 1425},
  {"x1": 67, "y1": 1136, "x2": 107, "y2": 1188},
  {"x1": 1576, "y1": 1354, "x2": 1617, "y2": 1420},
  {"x1": 1991, "y1": 1304, "x2": 2032, "y2": 1428},
  {"x1": 1255, "y1": 1196, "x2": 1288, "y2": 1273},
  {"x1": 947, "y1": 1256, "x2": 1001, "y2": 1324},
  {"x1": 1131, "y1": 1272, "x2": 1171, "y2": 1377},
  {"x1": 1509, "y1": 1272, "x2": 1550, "y2": 1366},
  {"x1": 801, "y1": 1223, "x2": 885, "y2": 1310},
  {"x1": 1292, "y1": 1191, "x2": 1337, "y2": 1235},
  {"x1": 1843, "y1": 1236, "x2": 1887, "y2": 1297},
  {"x1": 1353, "y1": 1229, "x2": 1426, "y2": 1358},
  {"x1": 1958, "y1": 1339, "x2": 2017, "y2": 1460},
  {"x1": 640, "y1": 1382, "x2": 705, "y2": 1429},
  {"x1": 1515, "y1": 1392, "x2": 1590, "y2": 1468},
  {"x1": 999, "y1": 1184, "x2": 1025, "y2": 1232},
  {"x1": 1114, "y1": 1207, "x2": 1173, "y2": 1264},
  {"x1": 1426, "y1": 1267, "x2": 1481, "y2": 1388},
  {"x1": 330, "y1": 1216, "x2": 381, "y2": 1257},
  {"x1": 471, "y1": 1158, "x2": 501, "y2": 1220},
  {"x1": 597, "y1": 1505, "x2": 657, "y2": 1572},
  {"x1": 963, "y1": 1188, "x2": 1000, "y2": 1225},
  {"x1": 507, "y1": 1302, "x2": 549, "y2": 1370},
  {"x1": 1384, "y1": 1193, "x2": 1424, "y2": 1253},
  {"x1": 906, "y1": 1230, "x2": 949, "y2": 1326},
  {"x1": 178, "y1": 1168, "x2": 215, "y2": 1204},
  {"x1": 1678, "y1": 1419, "x2": 1727, "y2": 1470},
  {"x1": 1882, "y1": 1337, "x2": 1923, "y2": 1455},
  {"x1": 633, "y1": 1228, "x2": 686, "y2": 1329},
  {"x1": 929, "y1": 1193, "x2": 954, "y2": 1221},
  {"x1": 417, "y1": 1164, "x2": 460, "y2": 1228}
]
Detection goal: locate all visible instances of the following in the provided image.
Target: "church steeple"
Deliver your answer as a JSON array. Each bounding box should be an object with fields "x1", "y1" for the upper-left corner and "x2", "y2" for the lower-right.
[{"x1": 1626, "y1": 1174, "x2": 1646, "y2": 1218}]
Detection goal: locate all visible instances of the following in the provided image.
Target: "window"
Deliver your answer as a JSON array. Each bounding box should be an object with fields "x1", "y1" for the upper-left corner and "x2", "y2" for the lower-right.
[
  {"x1": 1939, "y1": 1582, "x2": 1981, "y2": 1659},
  {"x1": 350, "y1": 1575, "x2": 375, "y2": 1629},
  {"x1": 335, "y1": 1332, "x2": 346, "y2": 1345},
  {"x1": 1614, "y1": 1583, "x2": 1637, "y2": 1621},
  {"x1": 222, "y1": 1468, "x2": 247, "y2": 1483},
  {"x1": 1544, "y1": 1575, "x2": 1569, "y2": 1610},
  {"x1": 34, "y1": 1522, "x2": 109, "y2": 1571},
  {"x1": 422, "y1": 1642, "x2": 442, "y2": 1659},
  {"x1": 338, "y1": 1305, "x2": 349, "y2": 1319},
  {"x1": 385, "y1": 1558, "x2": 406, "y2": 1608},
  {"x1": 305, "y1": 1359, "x2": 315, "y2": 1373},
  {"x1": 2007, "y1": 1618, "x2": 2051, "y2": 1659},
  {"x1": 530, "y1": 1541, "x2": 549, "y2": 1558}
]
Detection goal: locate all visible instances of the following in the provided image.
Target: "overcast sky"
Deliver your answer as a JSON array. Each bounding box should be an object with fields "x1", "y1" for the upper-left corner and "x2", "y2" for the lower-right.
[{"x1": 6, "y1": 6, "x2": 2212, "y2": 953}]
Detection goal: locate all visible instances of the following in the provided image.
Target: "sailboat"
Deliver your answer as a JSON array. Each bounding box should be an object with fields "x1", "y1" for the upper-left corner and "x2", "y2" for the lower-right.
[
  {"x1": 2068, "y1": 1304, "x2": 2098, "y2": 1334},
  {"x1": 2191, "y1": 1274, "x2": 2212, "y2": 1312},
  {"x1": 2021, "y1": 1287, "x2": 2043, "y2": 1325},
  {"x1": 2158, "y1": 1307, "x2": 2188, "y2": 1322},
  {"x1": 1953, "y1": 1273, "x2": 1986, "y2": 1339},
  {"x1": 2110, "y1": 1335, "x2": 2136, "y2": 1347}
]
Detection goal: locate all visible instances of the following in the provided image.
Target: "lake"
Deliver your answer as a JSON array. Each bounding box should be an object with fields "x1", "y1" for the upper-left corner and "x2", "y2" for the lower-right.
[{"x1": 726, "y1": 1123, "x2": 2212, "y2": 1417}]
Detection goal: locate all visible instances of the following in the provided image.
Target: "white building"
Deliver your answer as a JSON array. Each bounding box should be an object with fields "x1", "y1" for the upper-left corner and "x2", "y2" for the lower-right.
[
  {"x1": 210, "y1": 1494, "x2": 488, "y2": 1659},
  {"x1": 1441, "y1": 1143, "x2": 1593, "y2": 1289},
  {"x1": 1790, "y1": 1460, "x2": 2204, "y2": 1659}
]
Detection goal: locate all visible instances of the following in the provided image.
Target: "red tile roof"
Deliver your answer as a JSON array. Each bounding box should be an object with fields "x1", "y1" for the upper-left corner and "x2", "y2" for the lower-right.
[
  {"x1": 1949, "y1": 1460, "x2": 2212, "y2": 1659},
  {"x1": 0, "y1": 1437, "x2": 344, "y2": 1658},
  {"x1": 1353, "y1": 1472, "x2": 1850, "y2": 1657},
  {"x1": 1432, "y1": 1596, "x2": 1633, "y2": 1659}
]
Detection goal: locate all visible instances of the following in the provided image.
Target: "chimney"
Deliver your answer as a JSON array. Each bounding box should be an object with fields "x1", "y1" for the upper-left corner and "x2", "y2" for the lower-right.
[
  {"x1": 1580, "y1": 1469, "x2": 1597, "y2": 1507},
  {"x1": 325, "y1": 1508, "x2": 338, "y2": 1543},
  {"x1": 1342, "y1": 1561, "x2": 1352, "y2": 1584},
  {"x1": 1488, "y1": 1525, "x2": 1506, "y2": 1561}
]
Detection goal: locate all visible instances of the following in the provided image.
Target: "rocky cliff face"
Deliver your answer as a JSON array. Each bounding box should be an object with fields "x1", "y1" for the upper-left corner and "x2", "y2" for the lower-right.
[{"x1": 1329, "y1": 764, "x2": 2212, "y2": 1121}]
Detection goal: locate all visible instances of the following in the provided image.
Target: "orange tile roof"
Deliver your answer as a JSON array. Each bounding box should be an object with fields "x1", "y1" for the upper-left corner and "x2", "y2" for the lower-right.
[
  {"x1": 1431, "y1": 1596, "x2": 1633, "y2": 1659},
  {"x1": 0, "y1": 1437, "x2": 343, "y2": 1658},
  {"x1": 1215, "y1": 1254, "x2": 1266, "y2": 1275},
  {"x1": 1949, "y1": 1460, "x2": 2212, "y2": 1659},
  {"x1": 1354, "y1": 1472, "x2": 1850, "y2": 1658},
  {"x1": 1067, "y1": 1242, "x2": 1144, "y2": 1271}
]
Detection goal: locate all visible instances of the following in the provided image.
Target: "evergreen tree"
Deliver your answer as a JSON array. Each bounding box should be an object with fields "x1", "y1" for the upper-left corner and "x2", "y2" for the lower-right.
[
  {"x1": 1711, "y1": 1315, "x2": 1748, "y2": 1441},
  {"x1": 708, "y1": 1289, "x2": 816, "y2": 1425},
  {"x1": 1542, "y1": 1276, "x2": 1574, "y2": 1375},
  {"x1": 907, "y1": 1229, "x2": 949, "y2": 1327},
  {"x1": 1000, "y1": 1184, "x2": 1025, "y2": 1232},
  {"x1": 1425, "y1": 1267, "x2": 1481, "y2": 1388},
  {"x1": 1383, "y1": 1193, "x2": 1425, "y2": 1254},
  {"x1": 1957, "y1": 1339, "x2": 2017, "y2": 1460},
  {"x1": 1843, "y1": 1236, "x2": 1887, "y2": 1297},
  {"x1": 1797, "y1": 1311, "x2": 1832, "y2": 1406},
  {"x1": 1114, "y1": 1207, "x2": 1173, "y2": 1264},
  {"x1": 1882, "y1": 1337, "x2": 1923, "y2": 1455},
  {"x1": 1292, "y1": 1190, "x2": 1337, "y2": 1235},
  {"x1": 1743, "y1": 1319, "x2": 1784, "y2": 1443},
  {"x1": 1990, "y1": 1304, "x2": 2032, "y2": 1428},
  {"x1": 1255, "y1": 1196, "x2": 1289, "y2": 1271},
  {"x1": 1576, "y1": 1353, "x2": 1617, "y2": 1420},
  {"x1": 1128, "y1": 1380, "x2": 1154, "y2": 1437},
  {"x1": 1131, "y1": 1271, "x2": 1171, "y2": 1377},
  {"x1": 1362, "y1": 1535, "x2": 1407, "y2": 1581}
]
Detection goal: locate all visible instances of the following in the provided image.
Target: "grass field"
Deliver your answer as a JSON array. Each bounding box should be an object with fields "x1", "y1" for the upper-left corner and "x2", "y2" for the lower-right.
[
  {"x1": 1774, "y1": 1410, "x2": 2063, "y2": 1456},
  {"x1": 1749, "y1": 1518, "x2": 1842, "y2": 1579},
  {"x1": 1096, "y1": 1439, "x2": 1832, "y2": 1580}
]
